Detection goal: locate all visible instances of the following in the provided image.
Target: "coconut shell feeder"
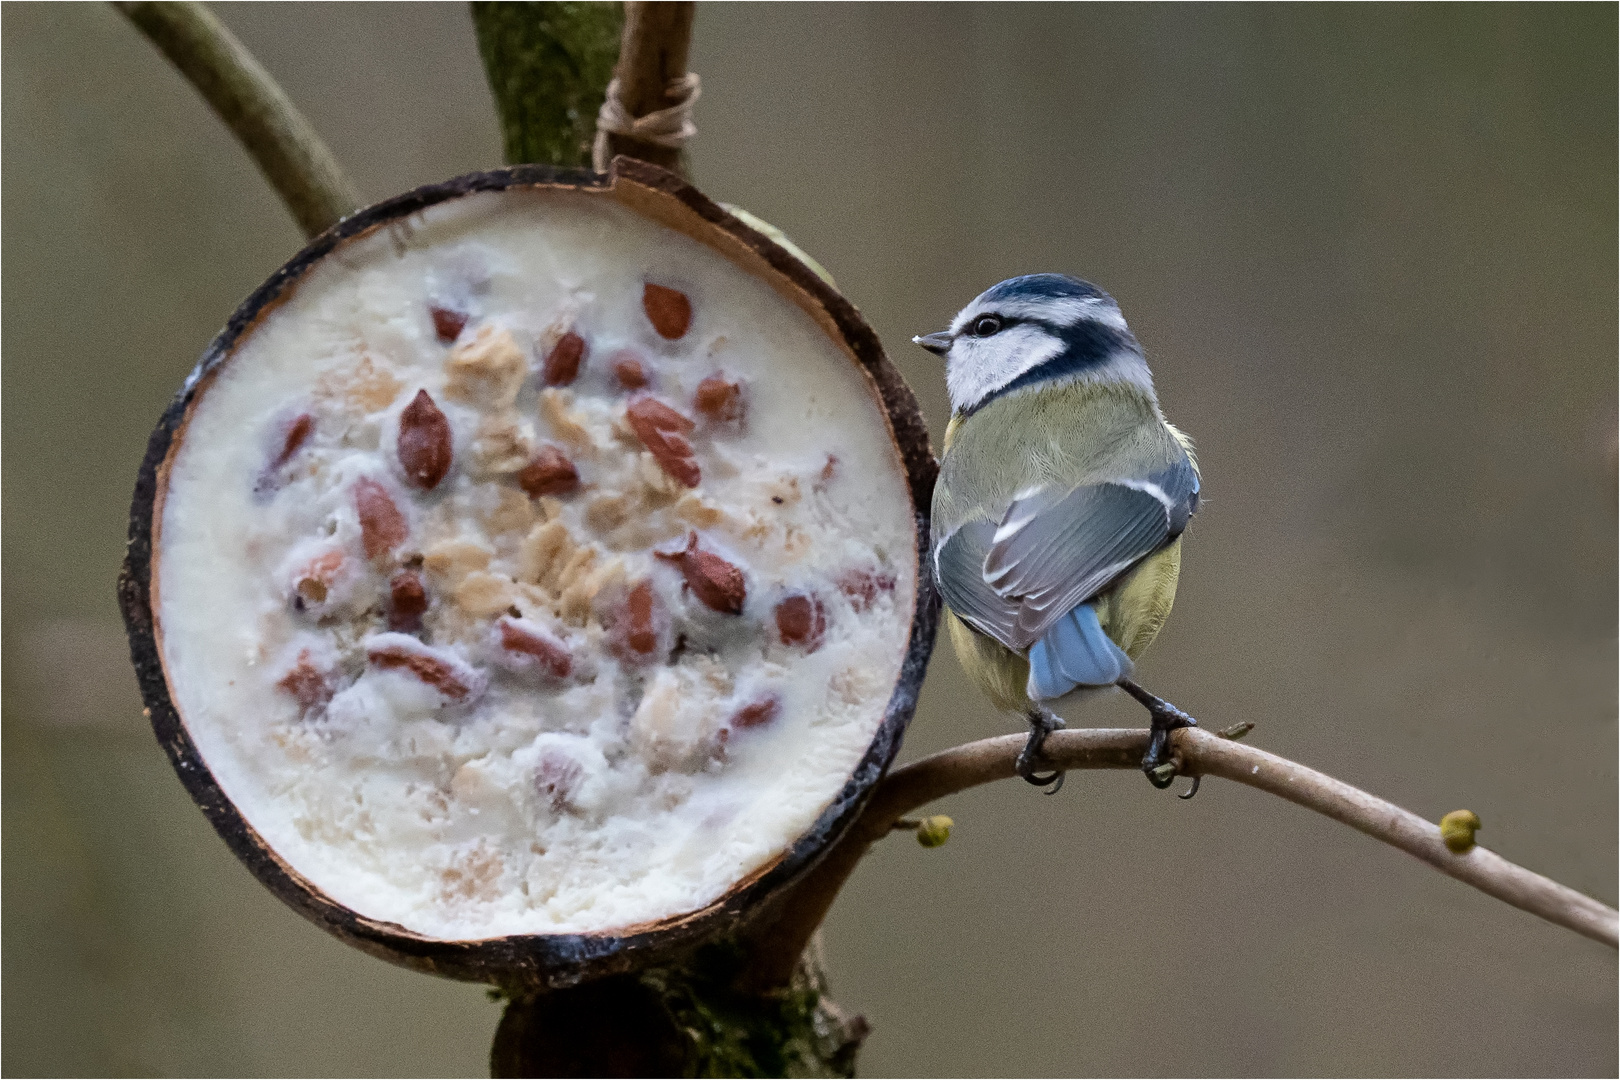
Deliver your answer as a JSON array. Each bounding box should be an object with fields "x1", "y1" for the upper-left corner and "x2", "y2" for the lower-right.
[{"x1": 118, "y1": 157, "x2": 941, "y2": 994}]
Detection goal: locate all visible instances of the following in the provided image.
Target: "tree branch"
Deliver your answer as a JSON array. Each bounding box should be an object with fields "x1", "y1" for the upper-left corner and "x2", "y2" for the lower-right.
[
  {"x1": 470, "y1": 1, "x2": 624, "y2": 168},
  {"x1": 600, "y1": 1, "x2": 697, "y2": 175},
  {"x1": 744, "y1": 725, "x2": 1617, "y2": 986},
  {"x1": 113, "y1": 1, "x2": 359, "y2": 238}
]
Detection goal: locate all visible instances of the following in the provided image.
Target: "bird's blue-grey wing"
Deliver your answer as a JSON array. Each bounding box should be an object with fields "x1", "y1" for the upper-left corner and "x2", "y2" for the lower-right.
[
  {"x1": 984, "y1": 456, "x2": 1200, "y2": 650},
  {"x1": 937, "y1": 520, "x2": 1134, "y2": 693},
  {"x1": 934, "y1": 520, "x2": 1021, "y2": 645}
]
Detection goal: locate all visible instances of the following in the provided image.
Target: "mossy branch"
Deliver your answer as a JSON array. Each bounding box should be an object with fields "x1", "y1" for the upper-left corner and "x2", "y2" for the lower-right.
[
  {"x1": 491, "y1": 941, "x2": 867, "y2": 1079},
  {"x1": 113, "y1": 1, "x2": 359, "y2": 238},
  {"x1": 470, "y1": 1, "x2": 624, "y2": 168}
]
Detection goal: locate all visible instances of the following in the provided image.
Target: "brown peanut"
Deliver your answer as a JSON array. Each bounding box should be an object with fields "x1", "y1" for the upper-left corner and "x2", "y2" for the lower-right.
[
  {"x1": 277, "y1": 651, "x2": 333, "y2": 714},
  {"x1": 354, "y1": 478, "x2": 408, "y2": 560},
  {"x1": 693, "y1": 375, "x2": 743, "y2": 423},
  {"x1": 613, "y1": 352, "x2": 649, "y2": 389},
  {"x1": 517, "y1": 445, "x2": 579, "y2": 498},
  {"x1": 498, "y1": 617, "x2": 573, "y2": 680},
  {"x1": 398, "y1": 389, "x2": 453, "y2": 489},
  {"x1": 430, "y1": 306, "x2": 468, "y2": 343},
  {"x1": 643, "y1": 283, "x2": 692, "y2": 339},
  {"x1": 388, "y1": 571, "x2": 428, "y2": 632},
  {"x1": 368, "y1": 642, "x2": 475, "y2": 701},
  {"x1": 774, "y1": 593, "x2": 826, "y2": 651},
  {"x1": 543, "y1": 331, "x2": 587, "y2": 386},
  {"x1": 730, "y1": 694, "x2": 781, "y2": 730},
  {"x1": 625, "y1": 396, "x2": 700, "y2": 488},
  {"x1": 656, "y1": 532, "x2": 746, "y2": 615},
  {"x1": 838, "y1": 567, "x2": 896, "y2": 611}
]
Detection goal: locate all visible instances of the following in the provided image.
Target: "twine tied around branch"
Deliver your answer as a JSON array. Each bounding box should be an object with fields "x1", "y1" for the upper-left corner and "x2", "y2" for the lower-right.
[{"x1": 592, "y1": 73, "x2": 701, "y2": 173}]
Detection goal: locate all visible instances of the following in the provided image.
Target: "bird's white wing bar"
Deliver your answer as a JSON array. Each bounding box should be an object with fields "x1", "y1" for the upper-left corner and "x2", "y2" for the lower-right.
[
  {"x1": 1123, "y1": 461, "x2": 1200, "y2": 533},
  {"x1": 1108, "y1": 477, "x2": 1173, "y2": 508},
  {"x1": 990, "y1": 485, "x2": 1048, "y2": 544}
]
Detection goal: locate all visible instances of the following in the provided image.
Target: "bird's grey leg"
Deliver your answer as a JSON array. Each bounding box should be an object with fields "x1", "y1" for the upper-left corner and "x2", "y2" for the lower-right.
[
  {"x1": 1116, "y1": 678, "x2": 1198, "y2": 791},
  {"x1": 1017, "y1": 707, "x2": 1066, "y2": 794}
]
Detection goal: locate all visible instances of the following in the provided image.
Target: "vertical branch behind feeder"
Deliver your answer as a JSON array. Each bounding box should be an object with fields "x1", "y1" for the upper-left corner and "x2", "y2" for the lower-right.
[
  {"x1": 601, "y1": 1, "x2": 698, "y2": 175},
  {"x1": 471, "y1": 2, "x2": 698, "y2": 175},
  {"x1": 471, "y1": 0, "x2": 625, "y2": 168}
]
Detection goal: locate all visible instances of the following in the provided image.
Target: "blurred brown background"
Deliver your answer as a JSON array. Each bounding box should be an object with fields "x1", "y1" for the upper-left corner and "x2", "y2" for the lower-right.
[{"x1": 4, "y1": 3, "x2": 1615, "y2": 1076}]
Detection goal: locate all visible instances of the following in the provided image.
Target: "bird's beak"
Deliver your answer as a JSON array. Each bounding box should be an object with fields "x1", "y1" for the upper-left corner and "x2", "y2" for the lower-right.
[{"x1": 913, "y1": 332, "x2": 952, "y2": 356}]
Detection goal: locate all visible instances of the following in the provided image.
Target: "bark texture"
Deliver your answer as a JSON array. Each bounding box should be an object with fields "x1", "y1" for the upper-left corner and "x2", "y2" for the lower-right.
[
  {"x1": 600, "y1": 1, "x2": 697, "y2": 175},
  {"x1": 490, "y1": 942, "x2": 868, "y2": 1078},
  {"x1": 471, "y1": 1, "x2": 624, "y2": 168}
]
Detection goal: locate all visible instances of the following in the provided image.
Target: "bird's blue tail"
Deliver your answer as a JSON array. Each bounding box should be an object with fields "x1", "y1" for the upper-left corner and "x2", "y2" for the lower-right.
[{"x1": 1025, "y1": 603, "x2": 1133, "y2": 700}]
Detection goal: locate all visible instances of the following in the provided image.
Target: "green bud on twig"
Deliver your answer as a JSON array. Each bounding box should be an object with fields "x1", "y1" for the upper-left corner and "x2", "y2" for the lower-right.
[
  {"x1": 1440, "y1": 809, "x2": 1482, "y2": 853},
  {"x1": 892, "y1": 815, "x2": 954, "y2": 848},
  {"x1": 914, "y1": 815, "x2": 953, "y2": 848}
]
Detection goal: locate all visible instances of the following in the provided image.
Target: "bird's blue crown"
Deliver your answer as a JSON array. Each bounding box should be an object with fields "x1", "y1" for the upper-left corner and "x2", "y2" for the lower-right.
[{"x1": 974, "y1": 273, "x2": 1113, "y2": 308}]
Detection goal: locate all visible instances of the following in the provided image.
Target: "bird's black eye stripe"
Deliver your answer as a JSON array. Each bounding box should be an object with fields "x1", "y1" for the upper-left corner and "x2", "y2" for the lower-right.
[{"x1": 964, "y1": 313, "x2": 1031, "y2": 339}]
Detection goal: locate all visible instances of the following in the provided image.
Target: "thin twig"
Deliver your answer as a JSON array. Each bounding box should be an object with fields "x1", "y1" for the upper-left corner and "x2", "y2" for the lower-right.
[
  {"x1": 114, "y1": 1, "x2": 359, "y2": 237},
  {"x1": 744, "y1": 726, "x2": 1617, "y2": 986},
  {"x1": 600, "y1": 1, "x2": 696, "y2": 174},
  {"x1": 1174, "y1": 728, "x2": 1617, "y2": 944}
]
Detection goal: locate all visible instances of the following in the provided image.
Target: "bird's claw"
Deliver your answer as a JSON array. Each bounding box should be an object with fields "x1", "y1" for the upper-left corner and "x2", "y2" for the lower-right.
[
  {"x1": 1018, "y1": 709, "x2": 1067, "y2": 795},
  {"x1": 1119, "y1": 679, "x2": 1199, "y2": 793},
  {"x1": 1022, "y1": 769, "x2": 1065, "y2": 794}
]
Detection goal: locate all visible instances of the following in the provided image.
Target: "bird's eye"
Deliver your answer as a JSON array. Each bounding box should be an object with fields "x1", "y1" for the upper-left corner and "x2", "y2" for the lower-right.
[{"x1": 972, "y1": 315, "x2": 1002, "y2": 338}]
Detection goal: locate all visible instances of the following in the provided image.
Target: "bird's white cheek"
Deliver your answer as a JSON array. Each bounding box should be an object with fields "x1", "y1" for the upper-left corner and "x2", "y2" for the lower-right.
[{"x1": 944, "y1": 348, "x2": 981, "y2": 414}]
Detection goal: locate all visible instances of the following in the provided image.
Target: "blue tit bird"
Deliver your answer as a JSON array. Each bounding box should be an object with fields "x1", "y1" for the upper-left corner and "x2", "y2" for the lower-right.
[{"x1": 915, "y1": 273, "x2": 1201, "y2": 794}]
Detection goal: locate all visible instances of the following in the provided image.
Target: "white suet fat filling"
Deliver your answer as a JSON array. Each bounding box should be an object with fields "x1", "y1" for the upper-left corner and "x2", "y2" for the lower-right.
[{"x1": 156, "y1": 189, "x2": 915, "y2": 940}]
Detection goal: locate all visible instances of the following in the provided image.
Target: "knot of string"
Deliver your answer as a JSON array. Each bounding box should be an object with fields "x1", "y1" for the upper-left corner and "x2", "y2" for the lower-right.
[{"x1": 592, "y1": 74, "x2": 701, "y2": 173}]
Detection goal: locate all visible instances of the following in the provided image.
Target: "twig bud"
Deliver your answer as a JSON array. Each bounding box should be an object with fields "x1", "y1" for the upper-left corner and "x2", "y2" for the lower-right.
[
  {"x1": 914, "y1": 815, "x2": 953, "y2": 848},
  {"x1": 1440, "y1": 809, "x2": 1482, "y2": 853}
]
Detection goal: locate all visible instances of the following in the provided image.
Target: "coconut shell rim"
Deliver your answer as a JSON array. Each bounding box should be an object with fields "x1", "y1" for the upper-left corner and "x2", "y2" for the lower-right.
[{"x1": 118, "y1": 158, "x2": 941, "y2": 988}]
